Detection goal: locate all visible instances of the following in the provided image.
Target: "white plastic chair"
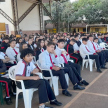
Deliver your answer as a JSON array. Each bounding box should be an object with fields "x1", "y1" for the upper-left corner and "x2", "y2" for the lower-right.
[
  {"x1": 8, "y1": 66, "x2": 39, "y2": 108},
  {"x1": 32, "y1": 56, "x2": 36, "y2": 64},
  {"x1": 81, "y1": 54, "x2": 96, "y2": 72},
  {"x1": 36, "y1": 60, "x2": 59, "y2": 96}
]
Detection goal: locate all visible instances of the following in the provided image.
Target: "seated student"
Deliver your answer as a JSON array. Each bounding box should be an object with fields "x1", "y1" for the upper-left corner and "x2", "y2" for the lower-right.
[
  {"x1": 1, "y1": 36, "x2": 9, "y2": 53},
  {"x1": 36, "y1": 39, "x2": 45, "y2": 61},
  {"x1": 27, "y1": 37, "x2": 34, "y2": 50},
  {"x1": 43, "y1": 39, "x2": 48, "y2": 50},
  {"x1": 104, "y1": 33, "x2": 108, "y2": 43},
  {"x1": 23, "y1": 35, "x2": 28, "y2": 43},
  {"x1": 74, "y1": 35, "x2": 81, "y2": 47},
  {"x1": 39, "y1": 42, "x2": 72, "y2": 96},
  {"x1": 16, "y1": 37, "x2": 22, "y2": 49},
  {"x1": 80, "y1": 38, "x2": 102, "y2": 72},
  {"x1": 0, "y1": 59, "x2": 16, "y2": 105},
  {"x1": 98, "y1": 35, "x2": 103, "y2": 44},
  {"x1": 101, "y1": 34, "x2": 105, "y2": 42},
  {"x1": 65, "y1": 39, "x2": 82, "y2": 63},
  {"x1": 55, "y1": 39, "x2": 88, "y2": 89},
  {"x1": 17, "y1": 42, "x2": 28, "y2": 62},
  {"x1": 6, "y1": 40, "x2": 19, "y2": 64},
  {"x1": 87, "y1": 35, "x2": 106, "y2": 69},
  {"x1": 93, "y1": 38, "x2": 108, "y2": 62},
  {"x1": 15, "y1": 48, "x2": 62, "y2": 108}
]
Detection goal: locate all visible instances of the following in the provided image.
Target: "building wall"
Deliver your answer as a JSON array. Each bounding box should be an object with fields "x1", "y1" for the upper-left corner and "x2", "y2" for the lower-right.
[
  {"x1": 17, "y1": 0, "x2": 40, "y2": 35},
  {"x1": 90, "y1": 27, "x2": 107, "y2": 33},
  {"x1": 0, "y1": 0, "x2": 14, "y2": 35}
]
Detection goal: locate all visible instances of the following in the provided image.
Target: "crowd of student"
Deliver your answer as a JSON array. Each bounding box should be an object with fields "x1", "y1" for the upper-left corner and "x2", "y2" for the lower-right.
[{"x1": 0, "y1": 32, "x2": 108, "y2": 108}]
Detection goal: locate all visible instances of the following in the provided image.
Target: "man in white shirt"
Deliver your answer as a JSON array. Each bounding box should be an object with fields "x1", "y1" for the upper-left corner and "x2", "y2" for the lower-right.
[
  {"x1": 6, "y1": 40, "x2": 19, "y2": 64},
  {"x1": 80, "y1": 38, "x2": 102, "y2": 72},
  {"x1": 87, "y1": 35, "x2": 106, "y2": 69},
  {"x1": 55, "y1": 39, "x2": 89, "y2": 90},
  {"x1": 15, "y1": 48, "x2": 62, "y2": 108},
  {"x1": 39, "y1": 42, "x2": 72, "y2": 97}
]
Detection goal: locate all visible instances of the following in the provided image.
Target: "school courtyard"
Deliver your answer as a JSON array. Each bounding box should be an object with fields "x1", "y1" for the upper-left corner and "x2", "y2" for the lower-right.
[{"x1": 1, "y1": 64, "x2": 108, "y2": 108}]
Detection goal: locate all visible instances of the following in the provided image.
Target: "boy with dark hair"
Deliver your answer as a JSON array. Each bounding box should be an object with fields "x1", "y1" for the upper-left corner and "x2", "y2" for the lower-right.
[
  {"x1": 15, "y1": 48, "x2": 62, "y2": 108},
  {"x1": 6, "y1": 39, "x2": 19, "y2": 64},
  {"x1": 80, "y1": 38, "x2": 102, "y2": 72},
  {"x1": 55, "y1": 39, "x2": 88, "y2": 90},
  {"x1": 0, "y1": 37, "x2": 9, "y2": 52},
  {"x1": 39, "y1": 42, "x2": 72, "y2": 96},
  {"x1": 65, "y1": 39, "x2": 82, "y2": 63}
]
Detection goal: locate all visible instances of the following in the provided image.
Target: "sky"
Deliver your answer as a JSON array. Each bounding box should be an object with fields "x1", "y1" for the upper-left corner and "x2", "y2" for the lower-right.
[{"x1": 70, "y1": 0, "x2": 78, "y2": 3}]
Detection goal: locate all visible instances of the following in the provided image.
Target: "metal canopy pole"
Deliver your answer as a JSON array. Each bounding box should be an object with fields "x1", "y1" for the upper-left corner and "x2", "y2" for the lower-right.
[{"x1": 39, "y1": 0, "x2": 44, "y2": 34}]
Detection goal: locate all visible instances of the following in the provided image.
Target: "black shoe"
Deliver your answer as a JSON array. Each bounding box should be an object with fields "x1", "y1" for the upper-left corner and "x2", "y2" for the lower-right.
[
  {"x1": 77, "y1": 82, "x2": 83, "y2": 86},
  {"x1": 97, "y1": 69, "x2": 102, "y2": 73},
  {"x1": 62, "y1": 90, "x2": 72, "y2": 97},
  {"x1": 44, "y1": 106, "x2": 53, "y2": 108},
  {"x1": 73, "y1": 85, "x2": 85, "y2": 90},
  {"x1": 4, "y1": 97, "x2": 12, "y2": 105},
  {"x1": 101, "y1": 66, "x2": 107, "y2": 69},
  {"x1": 81, "y1": 80, "x2": 89, "y2": 86},
  {"x1": 50, "y1": 100, "x2": 62, "y2": 106}
]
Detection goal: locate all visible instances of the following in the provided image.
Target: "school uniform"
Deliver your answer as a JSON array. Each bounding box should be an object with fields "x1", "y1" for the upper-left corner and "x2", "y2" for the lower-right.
[
  {"x1": 93, "y1": 42, "x2": 108, "y2": 61},
  {"x1": 6, "y1": 47, "x2": 19, "y2": 64},
  {"x1": 80, "y1": 43, "x2": 100, "y2": 69},
  {"x1": 0, "y1": 59, "x2": 16, "y2": 97},
  {"x1": 28, "y1": 44, "x2": 34, "y2": 50},
  {"x1": 0, "y1": 41, "x2": 9, "y2": 52},
  {"x1": 15, "y1": 60, "x2": 56, "y2": 104},
  {"x1": 65, "y1": 44, "x2": 82, "y2": 63},
  {"x1": 73, "y1": 43, "x2": 79, "y2": 52},
  {"x1": 36, "y1": 48, "x2": 44, "y2": 61},
  {"x1": 54, "y1": 47, "x2": 83, "y2": 86},
  {"x1": 75, "y1": 40, "x2": 81, "y2": 47},
  {"x1": 39, "y1": 50, "x2": 68, "y2": 89},
  {"x1": 104, "y1": 37, "x2": 108, "y2": 43},
  {"x1": 87, "y1": 40, "x2": 105, "y2": 67}
]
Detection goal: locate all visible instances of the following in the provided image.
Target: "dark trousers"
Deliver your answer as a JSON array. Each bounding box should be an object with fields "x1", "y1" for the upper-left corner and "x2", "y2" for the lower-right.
[
  {"x1": 97, "y1": 52, "x2": 105, "y2": 66},
  {"x1": 64, "y1": 62, "x2": 82, "y2": 84},
  {"x1": 43, "y1": 69, "x2": 68, "y2": 90},
  {"x1": 16, "y1": 79, "x2": 56, "y2": 104},
  {"x1": 0, "y1": 77, "x2": 16, "y2": 97},
  {"x1": 85, "y1": 55, "x2": 100, "y2": 69}
]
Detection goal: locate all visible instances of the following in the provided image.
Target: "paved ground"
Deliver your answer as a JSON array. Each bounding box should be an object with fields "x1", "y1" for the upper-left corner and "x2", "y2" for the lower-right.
[{"x1": 1, "y1": 64, "x2": 108, "y2": 108}]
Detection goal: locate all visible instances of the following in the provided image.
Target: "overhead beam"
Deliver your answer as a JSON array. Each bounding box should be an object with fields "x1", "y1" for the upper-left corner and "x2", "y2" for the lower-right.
[
  {"x1": 18, "y1": 1, "x2": 40, "y2": 23},
  {"x1": 0, "y1": 8, "x2": 14, "y2": 25}
]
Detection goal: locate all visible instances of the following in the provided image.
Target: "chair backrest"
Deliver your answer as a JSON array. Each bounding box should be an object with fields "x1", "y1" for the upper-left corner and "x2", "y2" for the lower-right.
[
  {"x1": 36, "y1": 60, "x2": 41, "y2": 69},
  {"x1": 8, "y1": 66, "x2": 16, "y2": 81},
  {"x1": 100, "y1": 42, "x2": 106, "y2": 48}
]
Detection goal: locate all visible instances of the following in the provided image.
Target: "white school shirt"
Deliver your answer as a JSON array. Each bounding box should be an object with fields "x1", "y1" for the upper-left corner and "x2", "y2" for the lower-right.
[
  {"x1": 15, "y1": 60, "x2": 36, "y2": 77},
  {"x1": 16, "y1": 43, "x2": 19, "y2": 48},
  {"x1": 79, "y1": 43, "x2": 94, "y2": 59},
  {"x1": 6, "y1": 47, "x2": 19, "y2": 63},
  {"x1": 87, "y1": 40, "x2": 96, "y2": 53},
  {"x1": 0, "y1": 52, "x2": 5, "y2": 59},
  {"x1": 39, "y1": 50, "x2": 59, "y2": 70},
  {"x1": 54, "y1": 47, "x2": 70, "y2": 64},
  {"x1": 93, "y1": 42, "x2": 102, "y2": 51},
  {"x1": 73, "y1": 43, "x2": 79, "y2": 51}
]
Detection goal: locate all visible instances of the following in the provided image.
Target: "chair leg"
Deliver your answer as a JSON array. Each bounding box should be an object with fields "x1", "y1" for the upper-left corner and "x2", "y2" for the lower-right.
[
  {"x1": 49, "y1": 79, "x2": 53, "y2": 87},
  {"x1": 82, "y1": 60, "x2": 85, "y2": 70},
  {"x1": 65, "y1": 74, "x2": 69, "y2": 86},
  {"x1": 89, "y1": 60, "x2": 93, "y2": 72},
  {"x1": 86, "y1": 62, "x2": 88, "y2": 68},
  {"x1": 52, "y1": 77, "x2": 59, "y2": 96},
  {"x1": 15, "y1": 88, "x2": 20, "y2": 108}
]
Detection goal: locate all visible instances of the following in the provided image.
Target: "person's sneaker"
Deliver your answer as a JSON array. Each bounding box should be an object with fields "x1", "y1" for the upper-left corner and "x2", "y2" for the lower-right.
[
  {"x1": 73, "y1": 85, "x2": 85, "y2": 90},
  {"x1": 50, "y1": 100, "x2": 62, "y2": 106},
  {"x1": 62, "y1": 90, "x2": 72, "y2": 97},
  {"x1": 97, "y1": 69, "x2": 102, "y2": 73},
  {"x1": 101, "y1": 66, "x2": 107, "y2": 69},
  {"x1": 81, "y1": 80, "x2": 89, "y2": 86},
  {"x1": 4, "y1": 97, "x2": 12, "y2": 105}
]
